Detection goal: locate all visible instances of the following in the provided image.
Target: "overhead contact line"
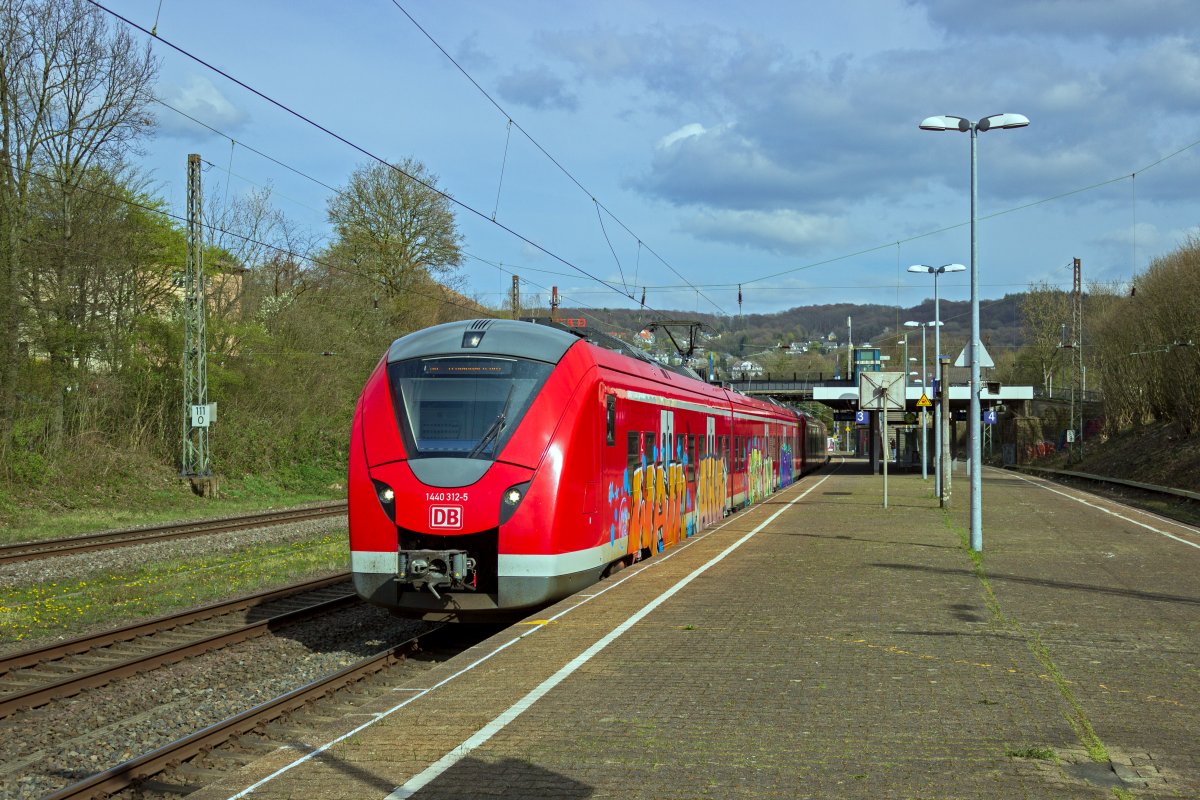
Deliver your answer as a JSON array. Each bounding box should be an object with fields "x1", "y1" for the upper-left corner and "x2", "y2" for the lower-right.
[
  {"x1": 88, "y1": 1, "x2": 687, "y2": 328},
  {"x1": 388, "y1": 0, "x2": 728, "y2": 316}
]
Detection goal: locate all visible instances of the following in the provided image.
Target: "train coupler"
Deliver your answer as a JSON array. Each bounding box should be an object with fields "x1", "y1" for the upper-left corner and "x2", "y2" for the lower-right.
[{"x1": 398, "y1": 550, "x2": 477, "y2": 599}]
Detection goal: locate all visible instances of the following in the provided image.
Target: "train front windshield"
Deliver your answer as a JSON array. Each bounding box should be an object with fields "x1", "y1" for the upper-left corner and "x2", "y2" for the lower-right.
[{"x1": 387, "y1": 356, "x2": 554, "y2": 458}]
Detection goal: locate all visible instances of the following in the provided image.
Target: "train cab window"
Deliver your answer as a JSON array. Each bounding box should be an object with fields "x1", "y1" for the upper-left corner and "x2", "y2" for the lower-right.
[
  {"x1": 388, "y1": 355, "x2": 553, "y2": 459},
  {"x1": 627, "y1": 431, "x2": 641, "y2": 471},
  {"x1": 605, "y1": 395, "x2": 616, "y2": 446}
]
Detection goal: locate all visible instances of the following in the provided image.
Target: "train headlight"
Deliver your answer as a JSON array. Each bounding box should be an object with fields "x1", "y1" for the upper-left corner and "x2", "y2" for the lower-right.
[
  {"x1": 372, "y1": 479, "x2": 397, "y2": 521},
  {"x1": 499, "y1": 481, "x2": 531, "y2": 525}
]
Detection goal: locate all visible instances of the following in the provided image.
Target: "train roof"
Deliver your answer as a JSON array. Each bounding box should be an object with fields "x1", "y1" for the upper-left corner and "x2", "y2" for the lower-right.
[
  {"x1": 385, "y1": 318, "x2": 809, "y2": 422},
  {"x1": 386, "y1": 317, "x2": 703, "y2": 377},
  {"x1": 386, "y1": 318, "x2": 582, "y2": 364}
]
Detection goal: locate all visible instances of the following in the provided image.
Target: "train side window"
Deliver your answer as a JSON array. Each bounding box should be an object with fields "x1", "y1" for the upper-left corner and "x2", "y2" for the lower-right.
[
  {"x1": 606, "y1": 394, "x2": 616, "y2": 446},
  {"x1": 687, "y1": 435, "x2": 696, "y2": 481},
  {"x1": 675, "y1": 433, "x2": 685, "y2": 464},
  {"x1": 627, "y1": 431, "x2": 641, "y2": 471},
  {"x1": 644, "y1": 431, "x2": 657, "y2": 463}
]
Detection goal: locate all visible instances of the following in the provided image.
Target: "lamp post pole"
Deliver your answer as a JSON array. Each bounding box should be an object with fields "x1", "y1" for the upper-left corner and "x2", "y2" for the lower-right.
[
  {"x1": 917, "y1": 324, "x2": 928, "y2": 480},
  {"x1": 921, "y1": 325, "x2": 927, "y2": 479},
  {"x1": 907, "y1": 264, "x2": 963, "y2": 498},
  {"x1": 920, "y1": 112, "x2": 1029, "y2": 553},
  {"x1": 933, "y1": 271, "x2": 944, "y2": 494},
  {"x1": 969, "y1": 121, "x2": 982, "y2": 552},
  {"x1": 904, "y1": 320, "x2": 930, "y2": 480}
]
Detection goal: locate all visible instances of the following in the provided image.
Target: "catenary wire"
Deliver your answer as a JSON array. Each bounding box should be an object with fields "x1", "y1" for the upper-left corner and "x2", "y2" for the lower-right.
[
  {"x1": 385, "y1": 0, "x2": 727, "y2": 315},
  {"x1": 88, "y1": 1, "x2": 677, "y2": 323}
]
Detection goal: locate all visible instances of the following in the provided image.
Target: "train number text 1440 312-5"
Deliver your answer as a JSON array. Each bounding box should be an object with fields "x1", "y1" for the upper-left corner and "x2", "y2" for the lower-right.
[{"x1": 425, "y1": 491, "x2": 469, "y2": 502}]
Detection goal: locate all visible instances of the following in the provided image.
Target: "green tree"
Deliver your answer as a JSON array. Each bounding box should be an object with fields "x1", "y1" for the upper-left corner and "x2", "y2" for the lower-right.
[{"x1": 324, "y1": 158, "x2": 463, "y2": 330}]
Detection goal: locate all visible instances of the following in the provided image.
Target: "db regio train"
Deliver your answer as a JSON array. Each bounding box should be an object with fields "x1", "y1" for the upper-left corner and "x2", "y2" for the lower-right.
[{"x1": 348, "y1": 317, "x2": 828, "y2": 620}]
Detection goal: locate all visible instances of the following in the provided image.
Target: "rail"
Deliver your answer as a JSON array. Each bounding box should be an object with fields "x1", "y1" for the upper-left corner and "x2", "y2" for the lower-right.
[
  {"x1": 1005, "y1": 465, "x2": 1200, "y2": 502},
  {"x1": 0, "y1": 573, "x2": 354, "y2": 718},
  {"x1": 0, "y1": 501, "x2": 347, "y2": 565},
  {"x1": 42, "y1": 631, "x2": 435, "y2": 800}
]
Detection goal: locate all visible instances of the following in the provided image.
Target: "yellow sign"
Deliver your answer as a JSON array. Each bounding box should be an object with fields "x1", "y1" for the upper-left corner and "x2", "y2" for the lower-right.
[{"x1": 916, "y1": 394, "x2": 932, "y2": 407}]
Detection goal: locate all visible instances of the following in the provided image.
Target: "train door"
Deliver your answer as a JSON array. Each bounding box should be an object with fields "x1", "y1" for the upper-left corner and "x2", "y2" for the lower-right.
[{"x1": 658, "y1": 410, "x2": 674, "y2": 553}]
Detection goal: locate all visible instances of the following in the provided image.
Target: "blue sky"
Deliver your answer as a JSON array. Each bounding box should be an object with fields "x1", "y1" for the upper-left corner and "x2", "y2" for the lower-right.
[{"x1": 105, "y1": 0, "x2": 1200, "y2": 318}]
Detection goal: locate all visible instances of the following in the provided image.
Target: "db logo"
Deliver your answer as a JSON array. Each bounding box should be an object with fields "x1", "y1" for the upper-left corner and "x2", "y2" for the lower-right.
[{"x1": 429, "y1": 505, "x2": 463, "y2": 529}]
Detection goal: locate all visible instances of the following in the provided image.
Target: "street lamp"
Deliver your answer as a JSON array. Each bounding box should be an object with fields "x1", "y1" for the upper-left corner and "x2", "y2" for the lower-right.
[
  {"x1": 919, "y1": 112, "x2": 1029, "y2": 553},
  {"x1": 904, "y1": 321, "x2": 931, "y2": 480},
  {"x1": 907, "y1": 264, "x2": 963, "y2": 496}
]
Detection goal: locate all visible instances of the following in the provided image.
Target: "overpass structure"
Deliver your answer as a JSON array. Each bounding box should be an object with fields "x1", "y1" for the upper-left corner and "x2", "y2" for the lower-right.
[
  {"x1": 733, "y1": 376, "x2": 1035, "y2": 469},
  {"x1": 729, "y1": 377, "x2": 1034, "y2": 413}
]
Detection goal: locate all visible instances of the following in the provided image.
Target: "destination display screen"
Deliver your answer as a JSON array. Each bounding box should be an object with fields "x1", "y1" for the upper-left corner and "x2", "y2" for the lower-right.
[{"x1": 421, "y1": 358, "x2": 514, "y2": 377}]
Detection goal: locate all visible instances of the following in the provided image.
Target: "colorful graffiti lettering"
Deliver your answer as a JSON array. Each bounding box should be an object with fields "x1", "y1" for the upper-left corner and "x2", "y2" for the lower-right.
[
  {"x1": 745, "y1": 440, "x2": 777, "y2": 505},
  {"x1": 779, "y1": 443, "x2": 794, "y2": 486},
  {"x1": 694, "y1": 455, "x2": 727, "y2": 529},
  {"x1": 608, "y1": 448, "x2": 731, "y2": 559}
]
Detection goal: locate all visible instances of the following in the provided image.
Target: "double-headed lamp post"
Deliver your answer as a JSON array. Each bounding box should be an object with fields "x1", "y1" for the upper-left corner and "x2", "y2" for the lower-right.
[
  {"x1": 906, "y1": 264, "x2": 963, "y2": 498},
  {"x1": 919, "y1": 112, "x2": 1029, "y2": 552}
]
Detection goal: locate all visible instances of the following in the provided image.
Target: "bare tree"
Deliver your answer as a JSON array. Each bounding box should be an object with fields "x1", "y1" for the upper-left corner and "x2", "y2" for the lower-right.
[
  {"x1": 1092, "y1": 240, "x2": 1200, "y2": 434},
  {"x1": 0, "y1": 0, "x2": 157, "y2": 451},
  {"x1": 1019, "y1": 281, "x2": 1072, "y2": 395}
]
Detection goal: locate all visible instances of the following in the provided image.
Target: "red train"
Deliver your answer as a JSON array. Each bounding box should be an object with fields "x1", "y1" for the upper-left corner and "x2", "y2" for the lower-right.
[{"x1": 348, "y1": 318, "x2": 828, "y2": 620}]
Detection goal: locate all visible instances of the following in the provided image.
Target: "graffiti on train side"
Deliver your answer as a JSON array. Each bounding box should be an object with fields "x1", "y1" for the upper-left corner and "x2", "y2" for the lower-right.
[{"x1": 607, "y1": 446, "x2": 728, "y2": 557}]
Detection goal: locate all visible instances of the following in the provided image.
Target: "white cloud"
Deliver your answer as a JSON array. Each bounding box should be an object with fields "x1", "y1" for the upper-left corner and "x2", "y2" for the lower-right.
[
  {"x1": 680, "y1": 208, "x2": 846, "y2": 254},
  {"x1": 156, "y1": 75, "x2": 247, "y2": 136},
  {"x1": 657, "y1": 123, "x2": 708, "y2": 150}
]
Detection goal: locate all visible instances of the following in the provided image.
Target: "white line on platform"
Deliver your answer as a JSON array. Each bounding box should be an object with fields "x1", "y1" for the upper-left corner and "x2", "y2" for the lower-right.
[
  {"x1": 1010, "y1": 470, "x2": 1200, "y2": 550},
  {"x1": 223, "y1": 462, "x2": 840, "y2": 799},
  {"x1": 387, "y1": 470, "x2": 833, "y2": 799}
]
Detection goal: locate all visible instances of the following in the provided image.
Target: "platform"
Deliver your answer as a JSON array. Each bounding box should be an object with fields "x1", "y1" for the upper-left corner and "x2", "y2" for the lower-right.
[{"x1": 193, "y1": 459, "x2": 1200, "y2": 799}]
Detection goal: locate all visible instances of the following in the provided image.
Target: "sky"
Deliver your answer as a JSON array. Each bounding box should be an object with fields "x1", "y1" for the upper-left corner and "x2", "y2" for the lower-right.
[{"x1": 101, "y1": 0, "x2": 1200, "y2": 322}]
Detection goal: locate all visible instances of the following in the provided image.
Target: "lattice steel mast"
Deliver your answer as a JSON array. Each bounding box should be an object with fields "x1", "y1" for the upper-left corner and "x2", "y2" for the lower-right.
[{"x1": 183, "y1": 153, "x2": 210, "y2": 478}]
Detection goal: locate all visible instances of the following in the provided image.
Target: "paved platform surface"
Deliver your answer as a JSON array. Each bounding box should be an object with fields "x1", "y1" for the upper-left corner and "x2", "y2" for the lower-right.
[{"x1": 192, "y1": 459, "x2": 1200, "y2": 799}]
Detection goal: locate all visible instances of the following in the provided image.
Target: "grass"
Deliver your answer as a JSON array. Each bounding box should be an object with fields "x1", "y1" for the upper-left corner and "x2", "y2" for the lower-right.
[
  {"x1": 1006, "y1": 746, "x2": 1057, "y2": 761},
  {"x1": 0, "y1": 467, "x2": 345, "y2": 545},
  {"x1": 945, "y1": 510, "x2": 1112, "y2": 765},
  {"x1": 0, "y1": 531, "x2": 348, "y2": 646}
]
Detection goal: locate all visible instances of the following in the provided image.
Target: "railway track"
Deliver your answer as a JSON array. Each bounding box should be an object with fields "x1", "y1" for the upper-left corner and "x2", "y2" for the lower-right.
[
  {"x1": 0, "y1": 573, "x2": 355, "y2": 719},
  {"x1": 41, "y1": 631, "x2": 432, "y2": 800},
  {"x1": 0, "y1": 501, "x2": 347, "y2": 565},
  {"x1": 38, "y1": 624, "x2": 489, "y2": 800},
  {"x1": 1004, "y1": 464, "x2": 1200, "y2": 525}
]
